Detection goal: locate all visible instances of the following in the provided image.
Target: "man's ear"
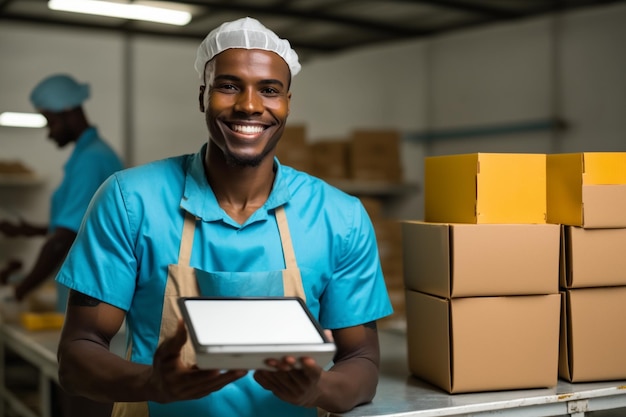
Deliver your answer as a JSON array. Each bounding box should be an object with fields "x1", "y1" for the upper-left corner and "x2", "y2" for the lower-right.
[{"x1": 198, "y1": 85, "x2": 206, "y2": 113}]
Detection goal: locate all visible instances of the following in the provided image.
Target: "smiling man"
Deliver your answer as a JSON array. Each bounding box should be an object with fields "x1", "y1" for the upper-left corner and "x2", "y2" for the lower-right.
[{"x1": 55, "y1": 17, "x2": 393, "y2": 417}]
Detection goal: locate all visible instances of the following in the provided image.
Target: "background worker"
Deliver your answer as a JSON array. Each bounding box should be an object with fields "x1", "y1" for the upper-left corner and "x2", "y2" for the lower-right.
[
  {"x1": 55, "y1": 17, "x2": 392, "y2": 417},
  {"x1": 0, "y1": 74, "x2": 124, "y2": 312}
]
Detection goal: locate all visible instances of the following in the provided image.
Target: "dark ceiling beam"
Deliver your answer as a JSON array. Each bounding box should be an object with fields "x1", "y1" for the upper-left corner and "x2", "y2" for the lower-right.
[
  {"x1": 0, "y1": 0, "x2": 16, "y2": 13},
  {"x1": 0, "y1": 12, "x2": 343, "y2": 52},
  {"x1": 170, "y1": 0, "x2": 421, "y2": 36},
  {"x1": 395, "y1": 0, "x2": 524, "y2": 19}
]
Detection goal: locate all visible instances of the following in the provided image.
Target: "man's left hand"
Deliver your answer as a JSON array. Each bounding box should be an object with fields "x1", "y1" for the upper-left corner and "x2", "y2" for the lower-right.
[{"x1": 253, "y1": 356, "x2": 323, "y2": 408}]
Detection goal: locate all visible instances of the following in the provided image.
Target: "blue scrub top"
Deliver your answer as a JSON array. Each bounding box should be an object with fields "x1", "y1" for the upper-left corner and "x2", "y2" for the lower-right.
[
  {"x1": 57, "y1": 144, "x2": 393, "y2": 416},
  {"x1": 50, "y1": 126, "x2": 123, "y2": 233},
  {"x1": 50, "y1": 126, "x2": 123, "y2": 311}
]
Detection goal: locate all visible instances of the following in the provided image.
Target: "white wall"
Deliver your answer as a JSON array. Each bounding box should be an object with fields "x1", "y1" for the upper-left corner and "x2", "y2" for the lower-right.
[
  {"x1": 1, "y1": 3, "x2": 626, "y2": 267},
  {"x1": 131, "y1": 36, "x2": 206, "y2": 165}
]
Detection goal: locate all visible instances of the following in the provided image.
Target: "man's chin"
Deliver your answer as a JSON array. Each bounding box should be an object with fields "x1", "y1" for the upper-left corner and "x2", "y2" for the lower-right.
[{"x1": 224, "y1": 152, "x2": 265, "y2": 168}]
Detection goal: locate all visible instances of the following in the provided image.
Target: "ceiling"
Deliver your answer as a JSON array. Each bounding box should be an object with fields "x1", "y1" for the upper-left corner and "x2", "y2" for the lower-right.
[{"x1": 1, "y1": 0, "x2": 624, "y2": 62}]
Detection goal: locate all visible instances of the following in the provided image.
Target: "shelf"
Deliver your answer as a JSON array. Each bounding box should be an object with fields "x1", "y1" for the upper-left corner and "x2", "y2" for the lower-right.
[
  {"x1": 0, "y1": 175, "x2": 44, "y2": 187},
  {"x1": 326, "y1": 179, "x2": 419, "y2": 197}
]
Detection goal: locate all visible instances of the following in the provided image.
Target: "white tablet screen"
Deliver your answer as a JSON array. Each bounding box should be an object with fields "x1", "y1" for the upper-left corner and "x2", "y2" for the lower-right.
[{"x1": 183, "y1": 298, "x2": 325, "y2": 346}]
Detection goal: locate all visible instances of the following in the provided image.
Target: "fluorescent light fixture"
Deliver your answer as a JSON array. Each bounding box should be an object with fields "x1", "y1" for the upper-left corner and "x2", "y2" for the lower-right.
[
  {"x1": 48, "y1": 0, "x2": 192, "y2": 26},
  {"x1": 0, "y1": 112, "x2": 47, "y2": 128}
]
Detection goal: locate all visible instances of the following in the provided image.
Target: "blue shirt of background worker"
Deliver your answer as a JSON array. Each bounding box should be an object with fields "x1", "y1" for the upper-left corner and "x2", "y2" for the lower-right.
[{"x1": 0, "y1": 74, "x2": 124, "y2": 311}]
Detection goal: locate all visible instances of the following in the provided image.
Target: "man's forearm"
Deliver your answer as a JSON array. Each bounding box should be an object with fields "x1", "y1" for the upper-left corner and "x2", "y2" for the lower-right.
[
  {"x1": 15, "y1": 228, "x2": 76, "y2": 300},
  {"x1": 59, "y1": 339, "x2": 153, "y2": 403},
  {"x1": 316, "y1": 358, "x2": 379, "y2": 413},
  {"x1": 22, "y1": 221, "x2": 49, "y2": 237}
]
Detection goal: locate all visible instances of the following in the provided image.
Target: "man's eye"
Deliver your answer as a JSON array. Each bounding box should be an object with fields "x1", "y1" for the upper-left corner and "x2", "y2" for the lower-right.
[
  {"x1": 262, "y1": 87, "x2": 280, "y2": 95},
  {"x1": 215, "y1": 83, "x2": 237, "y2": 91}
]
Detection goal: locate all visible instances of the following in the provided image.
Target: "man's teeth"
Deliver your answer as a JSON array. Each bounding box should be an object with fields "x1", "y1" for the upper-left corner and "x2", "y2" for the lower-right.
[{"x1": 232, "y1": 125, "x2": 264, "y2": 134}]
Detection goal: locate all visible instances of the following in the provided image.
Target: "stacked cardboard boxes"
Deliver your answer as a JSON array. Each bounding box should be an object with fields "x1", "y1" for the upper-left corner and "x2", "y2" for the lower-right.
[
  {"x1": 403, "y1": 153, "x2": 562, "y2": 393},
  {"x1": 310, "y1": 140, "x2": 350, "y2": 180},
  {"x1": 349, "y1": 130, "x2": 403, "y2": 183},
  {"x1": 275, "y1": 126, "x2": 406, "y2": 323},
  {"x1": 275, "y1": 125, "x2": 313, "y2": 173},
  {"x1": 547, "y1": 152, "x2": 626, "y2": 383},
  {"x1": 276, "y1": 126, "x2": 404, "y2": 184},
  {"x1": 359, "y1": 197, "x2": 405, "y2": 328}
]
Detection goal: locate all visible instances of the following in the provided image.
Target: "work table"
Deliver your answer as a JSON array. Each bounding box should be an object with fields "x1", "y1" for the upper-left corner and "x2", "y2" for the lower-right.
[{"x1": 1, "y1": 323, "x2": 625, "y2": 417}]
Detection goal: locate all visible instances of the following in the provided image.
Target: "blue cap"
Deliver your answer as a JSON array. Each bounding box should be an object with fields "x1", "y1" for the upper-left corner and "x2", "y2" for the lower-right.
[{"x1": 30, "y1": 74, "x2": 90, "y2": 112}]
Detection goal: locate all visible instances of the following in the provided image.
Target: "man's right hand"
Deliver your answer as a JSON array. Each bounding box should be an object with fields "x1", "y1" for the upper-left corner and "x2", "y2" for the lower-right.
[{"x1": 147, "y1": 320, "x2": 248, "y2": 403}]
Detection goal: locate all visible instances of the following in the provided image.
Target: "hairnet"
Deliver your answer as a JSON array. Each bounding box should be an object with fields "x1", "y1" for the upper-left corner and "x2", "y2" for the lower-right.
[
  {"x1": 194, "y1": 17, "x2": 301, "y2": 83},
  {"x1": 29, "y1": 74, "x2": 90, "y2": 112}
]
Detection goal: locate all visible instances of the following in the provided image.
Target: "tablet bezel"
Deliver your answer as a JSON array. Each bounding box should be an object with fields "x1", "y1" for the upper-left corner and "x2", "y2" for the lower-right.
[{"x1": 177, "y1": 296, "x2": 336, "y2": 370}]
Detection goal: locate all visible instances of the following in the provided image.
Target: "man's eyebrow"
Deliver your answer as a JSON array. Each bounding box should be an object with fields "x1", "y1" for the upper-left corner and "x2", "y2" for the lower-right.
[{"x1": 213, "y1": 74, "x2": 285, "y2": 88}]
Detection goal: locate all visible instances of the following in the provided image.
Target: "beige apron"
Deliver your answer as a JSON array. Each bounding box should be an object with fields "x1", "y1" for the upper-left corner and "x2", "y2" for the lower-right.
[{"x1": 111, "y1": 206, "x2": 305, "y2": 416}]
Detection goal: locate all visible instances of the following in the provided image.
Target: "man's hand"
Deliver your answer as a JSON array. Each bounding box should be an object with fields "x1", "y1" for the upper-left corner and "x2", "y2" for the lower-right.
[
  {"x1": 147, "y1": 320, "x2": 248, "y2": 403},
  {"x1": 0, "y1": 220, "x2": 23, "y2": 237},
  {"x1": 0, "y1": 259, "x2": 22, "y2": 285},
  {"x1": 253, "y1": 356, "x2": 324, "y2": 408},
  {"x1": 0, "y1": 219, "x2": 47, "y2": 237}
]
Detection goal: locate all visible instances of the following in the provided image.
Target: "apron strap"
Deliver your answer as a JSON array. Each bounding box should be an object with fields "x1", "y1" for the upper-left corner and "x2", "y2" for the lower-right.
[
  {"x1": 275, "y1": 206, "x2": 298, "y2": 270},
  {"x1": 178, "y1": 211, "x2": 197, "y2": 266},
  {"x1": 275, "y1": 206, "x2": 306, "y2": 301}
]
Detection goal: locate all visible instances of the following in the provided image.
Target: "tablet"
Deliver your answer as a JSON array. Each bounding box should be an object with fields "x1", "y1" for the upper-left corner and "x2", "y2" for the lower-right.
[{"x1": 177, "y1": 297, "x2": 336, "y2": 370}]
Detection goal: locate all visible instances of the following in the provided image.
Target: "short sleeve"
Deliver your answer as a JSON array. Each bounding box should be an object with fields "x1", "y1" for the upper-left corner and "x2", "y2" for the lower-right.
[
  {"x1": 56, "y1": 174, "x2": 137, "y2": 311},
  {"x1": 318, "y1": 201, "x2": 393, "y2": 329}
]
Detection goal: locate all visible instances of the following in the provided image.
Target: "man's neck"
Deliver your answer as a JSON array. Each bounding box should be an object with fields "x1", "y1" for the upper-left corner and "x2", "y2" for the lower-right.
[{"x1": 204, "y1": 145, "x2": 276, "y2": 224}]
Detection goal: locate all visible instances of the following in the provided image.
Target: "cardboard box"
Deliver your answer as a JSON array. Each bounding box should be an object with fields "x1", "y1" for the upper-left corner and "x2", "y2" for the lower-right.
[
  {"x1": 276, "y1": 125, "x2": 313, "y2": 172},
  {"x1": 402, "y1": 221, "x2": 560, "y2": 298},
  {"x1": 561, "y1": 226, "x2": 626, "y2": 288},
  {"x1": 559, "y1": 287, "x2": 626, "y2": 382},
  {"x1": 424, "y1": 153, "x2": 547, "y2": 224},
  {"x1": 349, "y1": 130, "x2": 403, "y2": 182},
  {"x1": 311, "y1": 140, "x2": 349, "y2": 180},
  {"x1": 359, "y1": 197, "x2": 384, "y2": 219},
  {"x1": 406, "y1": 290, "x2": 561, "y2": 393},
  {"x1": 547, "y1": 152, "x2": 626, "y2": 228}
]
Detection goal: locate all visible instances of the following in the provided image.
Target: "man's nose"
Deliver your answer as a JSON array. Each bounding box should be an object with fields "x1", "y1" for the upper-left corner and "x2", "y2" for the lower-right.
[{"x1": 234, "y1": 88, "x2": 263, "y2": 114}]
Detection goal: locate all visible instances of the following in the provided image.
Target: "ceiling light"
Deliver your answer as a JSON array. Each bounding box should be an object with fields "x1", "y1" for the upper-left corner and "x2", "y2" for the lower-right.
[
  {"x1": 48, "y1": 0, "x2": 192, "y2": 26},
  {"x1": 0, "y1": 112, "x2": 47, "y2": 128}
]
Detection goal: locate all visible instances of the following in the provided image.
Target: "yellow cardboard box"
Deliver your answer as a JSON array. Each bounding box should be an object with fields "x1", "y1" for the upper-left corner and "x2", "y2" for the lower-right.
[
  {"x1": 406, "y1": 290, "x2": 561, "y2": 393},
  {"x1": 547, "y1": 152, "x2": 626, "y2": 228},
  {"x1": 425, "y1": 153, "x2": 546, "y2": 224}
]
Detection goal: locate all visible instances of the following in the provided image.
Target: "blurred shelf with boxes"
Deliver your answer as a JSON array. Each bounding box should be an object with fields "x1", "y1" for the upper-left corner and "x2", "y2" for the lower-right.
[
  {"x1": 276, "y1": 125, "x2": 417, "y2": 330},
  {"x1": 0, "y1": 161, "x2": 43, "y2": 187}
]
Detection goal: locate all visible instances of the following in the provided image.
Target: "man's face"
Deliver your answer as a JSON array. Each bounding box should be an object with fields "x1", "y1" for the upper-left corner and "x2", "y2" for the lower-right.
[
  {"x1": 42, "y1": 110, "x2": 73, "y2": 148},
  {"x1": 202, "y1": 48, "x2": 291, "y2": 167}
]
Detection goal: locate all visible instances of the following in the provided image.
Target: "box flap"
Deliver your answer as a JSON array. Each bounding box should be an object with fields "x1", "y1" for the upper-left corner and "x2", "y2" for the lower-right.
[
  {"x1": 582, "y1": 185, "x2": 626, "y2": 228},
  {"x1": 547, "y1": 153, "x2": 584, "y2": 226},
  {"x1": 406, "y1": 290, "x2": 452, "y2": 392},
  {"x1": 565, "y1": 226, "x2": 626, "y2": 288},
  {"x1": 450, "y1": 294, "x2": 560, "y2": 393},
  {"x1": 582, "y1": 152, "x2": 626, "y2": 185},
  {"x1": 565, "y1": 287, "x2": 626, "y2": 382},
  {"x1": 558, "y1": 291, "x2": 573, "y2": 381},
  {"x1": 402, "y1": 221, "x2": 450, "y2": 297},
  {"x1": 476, "y1": 153, "x2": 546, "y2": 224},
  {"x1": 425, "y1": 154, "x2": 478, "y2": 223},
  {"x1": 560, "y1": 226, "x2": 570, "y2": 288}
]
